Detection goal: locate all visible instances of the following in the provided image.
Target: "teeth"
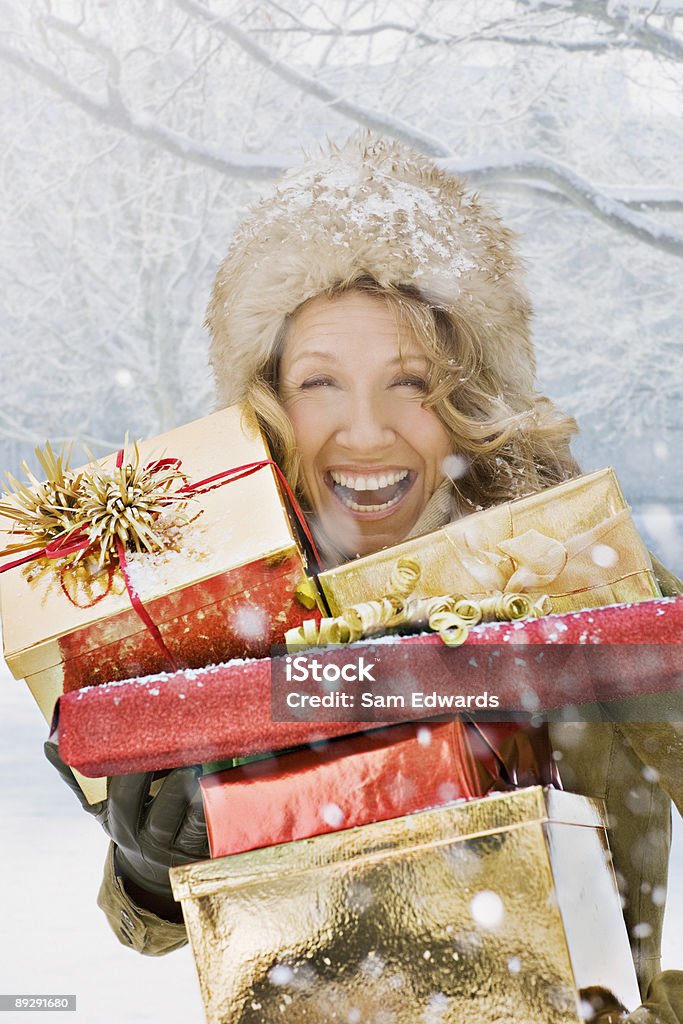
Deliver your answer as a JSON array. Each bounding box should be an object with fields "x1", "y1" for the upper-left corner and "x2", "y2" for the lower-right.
[
  {"x1": 330, "y1": 469, "x2": 408, "y2": 490},
  {"x1": 338, "y1": 494, "x2": 401, "y2": 513}
]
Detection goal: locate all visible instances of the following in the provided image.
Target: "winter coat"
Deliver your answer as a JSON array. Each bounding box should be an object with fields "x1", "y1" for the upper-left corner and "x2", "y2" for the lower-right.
[{"x1": 96, "y1": 554, "x2": 683, "y2": 1022}]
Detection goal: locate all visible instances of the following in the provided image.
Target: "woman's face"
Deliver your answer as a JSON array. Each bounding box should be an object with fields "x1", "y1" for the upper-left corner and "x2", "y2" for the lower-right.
[{"x1": 278, "y1": 291, "x2": 452, "y2": 558}]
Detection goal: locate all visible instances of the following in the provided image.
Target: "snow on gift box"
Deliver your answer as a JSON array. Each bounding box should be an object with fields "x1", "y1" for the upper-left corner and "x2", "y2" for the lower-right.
[
  {"x1": 0, "y1": 405, "x2": 317, "y2": 802},
  {"x1": 169, "y1": 787, "x2": 642, "y2": 1024},
  {"x1": 57, "y1": 595, "x2": 683, "y2": 779}
]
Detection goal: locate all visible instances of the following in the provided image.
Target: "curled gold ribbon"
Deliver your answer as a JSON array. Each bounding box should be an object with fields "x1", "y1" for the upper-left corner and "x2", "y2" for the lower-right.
[
  {"x1": 294, "y1": 577, "x2": 320, "y2": 610},
  {"x1": 426, "y1": 610, "x2": 469, "y2": 648},
  {"x1": 384, "y1": 556, "x2": 421, "y2": 608},
  {"x1": 285, "y1": 556, "x2": 551, "y2": 651}
]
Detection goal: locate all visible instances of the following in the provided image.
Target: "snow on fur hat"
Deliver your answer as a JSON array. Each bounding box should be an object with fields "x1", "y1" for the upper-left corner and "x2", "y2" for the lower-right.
[{"x1": 207, "y1": 134, "x2": 534, "y2": 407}]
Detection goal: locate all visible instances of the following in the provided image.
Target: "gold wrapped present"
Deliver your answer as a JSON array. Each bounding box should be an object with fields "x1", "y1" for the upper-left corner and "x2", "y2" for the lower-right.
[
  {"x1": 0, "y1": 406, "x2": 314, "y2": 803},
  {"x1": 318, "y1": 468, "x2": 659, "y2": 618},
  {"x1": 170, "y1": 787, "x2": 640, "y2": 1024}
]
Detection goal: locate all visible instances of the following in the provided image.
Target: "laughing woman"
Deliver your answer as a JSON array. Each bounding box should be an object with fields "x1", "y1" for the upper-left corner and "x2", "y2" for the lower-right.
[{"x1": 48, "y1": 136, "x2": 682, "y2": 1021}]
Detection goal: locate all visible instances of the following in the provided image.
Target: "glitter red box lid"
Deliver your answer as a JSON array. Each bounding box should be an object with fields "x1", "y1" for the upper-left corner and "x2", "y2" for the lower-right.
[{"x1": 57, "y1": 595, "x2": 683, "y2": 779}]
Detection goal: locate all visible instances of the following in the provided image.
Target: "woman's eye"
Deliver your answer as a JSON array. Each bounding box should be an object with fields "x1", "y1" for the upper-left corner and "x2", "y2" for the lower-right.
[
  {"x1": 393, "y1": 376, "x2": 427, "y2": 392},
  {"x1": 300, "y1": 376, "x2": 337, "y2": 390}
]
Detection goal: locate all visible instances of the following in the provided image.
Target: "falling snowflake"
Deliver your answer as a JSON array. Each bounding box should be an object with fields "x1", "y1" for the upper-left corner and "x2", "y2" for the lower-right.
[
  {"x1": 361, "y1": 951, "x2": 385, "y2": 979},
  {"x1": 417, "y1": 726, "x2": 432, "y2": 747},
  {"x1": 424, "y1": 992, "x2": 449, "y2": 1021},
  {"x1": 469, "y1": 890, "x2": 504, "y2": 929},
  {"x1": 437, "y1": 781, "x2": 461, "y2": 802},
  {"x1": 321, "y1": 802, "x2": 345, "y2": 827},
  {"x1": 651, "y1": 886, "x2": 666, "y2": 907},
  {"x1": 590, "y1": 544, "x2": 618, "y2": 568},
  {"x1": 231, "y1": 605, "x2": 268, "y2": 640},
  {"x1": 268, "y1": 964, "x2": 294, "y2": 986},
  {"x1": 442, "y1": 454, "x2": 469, "y2": 480},
  {"x1": 520, "y1": 688, "x2": 540, "y2": 711}
]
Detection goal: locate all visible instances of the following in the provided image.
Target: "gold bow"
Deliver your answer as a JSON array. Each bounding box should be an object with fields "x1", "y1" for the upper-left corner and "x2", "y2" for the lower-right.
[
  {"x1": 286, "y1": 558, "x2": 550, "y2": 651},
  {"x1": 456, "y1": 507, "x2": 631, "y2": 596}
]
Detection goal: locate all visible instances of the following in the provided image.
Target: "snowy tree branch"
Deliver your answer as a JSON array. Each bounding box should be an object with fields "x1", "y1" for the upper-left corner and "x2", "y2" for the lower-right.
[
  {"x1": 2, "y1": 13, "x2": 680, "y2": 261},
  {"x1": 468, "y1": 32, "x2": 643, "y2": 51},
  {"x1": 255, "y1": 16, "x2": 453, "y2": 45},
  {"x1": 447, "y1": 152, "x2": 683, "y2": 256},
  {"x1": 253, "y1": 18, "x2": 647, "y2": 53},
  {"x1": 174, "y1": 0, "x2": 451, "y2": 156},
  {"x1": 603, "y1": 186, "x2": 683, "y2": 211},
  {"x1": 0, "y1": 406, "x2": 117, "y2": 451},
  {"x1": 254, "y1": 0, "x2": 682, "y2": 56},
  {"x1": 515, "y1": 0, "x2": 683, "y2": 60},
  {"x1": 0, "y1": 41, "x2": 286, "y2": 179},
  {"x1": 493, "y1": 180, "x2": 683, "y2": 212},
  {"x1": 42, "y1": 13, "x2": 122, "y2": 74}
]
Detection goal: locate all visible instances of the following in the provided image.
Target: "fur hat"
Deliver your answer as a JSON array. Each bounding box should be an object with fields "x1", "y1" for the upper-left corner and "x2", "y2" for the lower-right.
[{"x1": 207, "y1": 134, "x2": 534, "y2": 407}]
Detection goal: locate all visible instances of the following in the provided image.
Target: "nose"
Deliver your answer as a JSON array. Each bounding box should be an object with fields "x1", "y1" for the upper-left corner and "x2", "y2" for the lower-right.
[{"x1": 334, "y1": 389, "x2": 397, "y2": 454}]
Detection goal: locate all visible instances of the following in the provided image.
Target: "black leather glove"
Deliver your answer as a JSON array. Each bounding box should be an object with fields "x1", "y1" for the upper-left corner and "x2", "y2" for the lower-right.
[{"x1": 44, "y1": 740, "x2": 209, "y2": 900}]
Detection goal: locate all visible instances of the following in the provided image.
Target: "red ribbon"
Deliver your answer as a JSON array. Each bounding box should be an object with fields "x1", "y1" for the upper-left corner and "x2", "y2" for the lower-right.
[
  {"x1": 1, "y1": 451, "x2": 320, "y2": 675},
  {"x1": 179, "y1": 459, "x2": 320, "y2": 564},
  {"x1": 0, "y1": 528, "x2": 91, "y2": 573}
]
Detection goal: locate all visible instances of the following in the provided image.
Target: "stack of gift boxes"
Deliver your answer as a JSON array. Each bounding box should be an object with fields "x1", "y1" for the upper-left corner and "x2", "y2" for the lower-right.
[{"x1": 2, "y1": 406, "x2": 679, "y2": 1023}]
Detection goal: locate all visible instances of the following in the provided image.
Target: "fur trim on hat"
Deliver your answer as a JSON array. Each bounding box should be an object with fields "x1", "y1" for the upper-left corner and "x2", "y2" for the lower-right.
[{"x1": 207, "y1": 134, "x2": 534, "y2": 408}]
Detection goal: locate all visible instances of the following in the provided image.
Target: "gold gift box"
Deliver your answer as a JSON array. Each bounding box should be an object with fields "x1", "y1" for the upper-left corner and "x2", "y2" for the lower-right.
[
  {"x1": 171, "y1": 787, "x2": 640, "y2": 1024},
  {"x1": 0, "y1": 406, "x2": 310, "y2": 803},
  {"x1": 319, "y1": 468, "x2": 659, "y2": 616}
]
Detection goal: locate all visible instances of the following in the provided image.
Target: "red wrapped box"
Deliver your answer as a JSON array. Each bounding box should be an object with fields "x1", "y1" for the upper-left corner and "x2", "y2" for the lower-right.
[
  {"x1": 57, "y1": 596, "x2": 683, "y2": 778},
  {"x1": 201, "y1": 721, "x2": 522, "y2": 857}
]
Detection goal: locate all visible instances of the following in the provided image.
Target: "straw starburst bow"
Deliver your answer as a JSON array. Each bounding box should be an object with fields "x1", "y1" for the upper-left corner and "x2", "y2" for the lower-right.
[
  {"x1": 78, "y1": 444, "x2": 192, "y2": 568},
  {"x1": 0, "y1": 440, "x2": 194, "y2": 569},
  {"x1": 0, "y1": 443, "x2": 81, "y2": 556}
]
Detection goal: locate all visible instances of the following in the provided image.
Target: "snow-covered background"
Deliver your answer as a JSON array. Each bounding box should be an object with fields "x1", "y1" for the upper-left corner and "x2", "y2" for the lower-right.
[
  {"x1": 0, "y1": 662, "x2": 204, "y2": 1023},
  {"x1": 1, "y1": 1, "x2": 681, "y2": 1019}
]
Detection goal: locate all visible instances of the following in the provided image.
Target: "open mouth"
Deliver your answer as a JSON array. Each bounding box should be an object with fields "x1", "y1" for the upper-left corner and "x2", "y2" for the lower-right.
[{"x1": 326, "y1": 469, "x2": 413, "y2": 513}]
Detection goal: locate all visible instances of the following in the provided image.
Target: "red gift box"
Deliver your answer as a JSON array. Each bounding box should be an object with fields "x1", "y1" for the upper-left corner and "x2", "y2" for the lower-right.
[
  {"x1": 57, "y1": 596, "x2": 683, "y2": 778},
  {"x1": 201, "y1": 721, "x2": 529, "y2": 857}
]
